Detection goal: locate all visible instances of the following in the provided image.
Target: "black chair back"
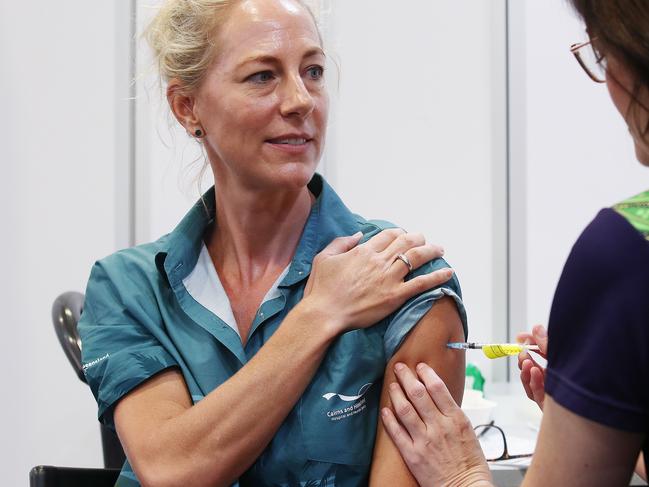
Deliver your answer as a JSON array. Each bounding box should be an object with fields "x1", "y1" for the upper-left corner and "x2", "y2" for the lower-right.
[
  {"x1": 51, "y1": 291, "x2": 126, "y2": 469},
  {"x1": 52, "y1": 291, "x2": 86, "y2": 383}
]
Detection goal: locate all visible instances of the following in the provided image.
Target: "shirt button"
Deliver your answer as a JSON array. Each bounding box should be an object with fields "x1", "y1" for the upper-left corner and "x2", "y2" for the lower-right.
[{"x1": 298, "y1": 271, "x2": 303, "y2": 275}]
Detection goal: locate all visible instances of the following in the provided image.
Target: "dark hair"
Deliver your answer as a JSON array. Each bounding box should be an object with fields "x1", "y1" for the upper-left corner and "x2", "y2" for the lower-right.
[{"x1": 570, "y1": 0, "x2": 649, "y2": 128}]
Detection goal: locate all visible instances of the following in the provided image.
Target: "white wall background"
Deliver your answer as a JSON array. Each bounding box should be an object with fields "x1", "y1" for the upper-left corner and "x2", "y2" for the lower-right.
[
  {"x1": 4, "y1": 0, "x2": 646, "y2": 485},
  {"x1": 0, "y1": 1, "x2": 120, "y2": 484}
]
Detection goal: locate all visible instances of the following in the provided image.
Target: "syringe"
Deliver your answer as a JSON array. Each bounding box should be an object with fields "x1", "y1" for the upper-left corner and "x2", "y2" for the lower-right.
[{"x1": 447, "y1": 342, "x2": 540, "y2": 359}]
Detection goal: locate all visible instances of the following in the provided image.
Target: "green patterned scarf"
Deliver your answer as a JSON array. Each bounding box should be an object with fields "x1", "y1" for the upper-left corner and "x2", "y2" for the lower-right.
[{"x1": 613, "y1": 190, "x2": 649, "y2": 240}]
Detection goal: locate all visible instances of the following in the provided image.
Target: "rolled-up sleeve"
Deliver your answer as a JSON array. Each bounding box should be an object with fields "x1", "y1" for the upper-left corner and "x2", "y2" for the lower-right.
[
  {"x1": 78, "y1": 261, "x2": 178, "y2": 429},
  {"x1": 383, "y1": 257, "x2": 467, "y2": 359}
]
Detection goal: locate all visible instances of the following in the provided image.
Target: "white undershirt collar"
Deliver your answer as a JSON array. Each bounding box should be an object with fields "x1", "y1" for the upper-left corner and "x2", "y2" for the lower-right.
[{"x1": 182, "y1": 243, "x2": 290, "y2": 338}]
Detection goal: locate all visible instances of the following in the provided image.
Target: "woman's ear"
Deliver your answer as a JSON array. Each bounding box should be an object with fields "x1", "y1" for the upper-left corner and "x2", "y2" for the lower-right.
[{"x1": 167, "y1": 79, "x2": 199, "y2": 132}]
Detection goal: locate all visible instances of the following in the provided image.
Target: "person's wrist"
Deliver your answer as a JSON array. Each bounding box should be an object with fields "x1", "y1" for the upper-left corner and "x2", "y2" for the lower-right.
[
  {"x1": 294, "y1": 296, "x2": 345, "y2": 341},
  {"x1": 448, "y1": 466, "x2": 494, "y2": 487}
]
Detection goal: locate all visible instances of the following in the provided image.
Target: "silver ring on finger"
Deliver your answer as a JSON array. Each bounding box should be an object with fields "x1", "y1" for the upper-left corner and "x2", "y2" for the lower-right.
[{"x1": 394, "y1": 253, "x2": 413, "y2": 272}]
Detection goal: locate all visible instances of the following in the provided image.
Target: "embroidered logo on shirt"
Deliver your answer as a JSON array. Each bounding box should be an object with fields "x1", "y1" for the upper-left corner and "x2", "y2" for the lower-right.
[
  {"x1": 322, "y1": 382, "x2": 373, "y2": 402},
  {"x1": 322, "y1": 383, "x2": 372, "y2": 422},
  {"x1": 82, "y1": 353, "x2": 110, "y2": 371}
]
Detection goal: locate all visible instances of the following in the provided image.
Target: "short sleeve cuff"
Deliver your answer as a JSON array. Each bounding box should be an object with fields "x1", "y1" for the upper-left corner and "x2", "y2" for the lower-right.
[
  {"x1": 88, "y1": 349, "x2": 179, "y2": 429},
  {"x1": 546, "y1": 368, "x2": 648, "y2": 433},
  {"x1": 383, "y1": 286, "x2": 468, "y2": 359}
]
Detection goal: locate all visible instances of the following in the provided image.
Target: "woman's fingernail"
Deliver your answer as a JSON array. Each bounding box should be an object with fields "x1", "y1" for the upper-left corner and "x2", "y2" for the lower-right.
[
  {"x1": 381, "y1": 408, "x2": 390, "y2": 418},
  {"x1": 416, "y1": 362, "x2": 426, "y2": 371},
  {"x1": 443, "y1": 268, "x2": 454, "y2": 278},
  {"x1": 535, "y1": 325, "x2": 547, "y2": 338},
  {"x1": 394, "y1": 362, "x2": 405, "y2": 372}
]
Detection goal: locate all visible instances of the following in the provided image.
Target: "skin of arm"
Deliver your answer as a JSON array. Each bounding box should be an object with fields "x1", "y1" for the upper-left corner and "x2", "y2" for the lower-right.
[
  {"x1": 636, "y1": 453, "x2": 647, "y2": 481},
  {"x1": 369, "y1": 296, "x2": 466, "y2": 486},
  {"x1": 522, "y1": 396, "x2": 644, "y2": 487}
]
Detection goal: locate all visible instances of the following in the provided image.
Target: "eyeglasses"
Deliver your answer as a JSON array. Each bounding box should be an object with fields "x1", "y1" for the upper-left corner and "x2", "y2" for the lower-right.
[
  {"x1": 570, "y1": 38, "x2": 607, "y2": 83},
  {"x1": 474, "y1": 422, "x2": 534, "y2": 462}
]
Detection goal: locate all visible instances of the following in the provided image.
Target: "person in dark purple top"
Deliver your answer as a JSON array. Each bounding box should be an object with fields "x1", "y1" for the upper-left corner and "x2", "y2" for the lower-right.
[
  {"x1": 366, "y1": 1, "x2": 649, "y2": 486},
  {"x1": 546, "y1": 207, "x2": 649, "y2": 436}
]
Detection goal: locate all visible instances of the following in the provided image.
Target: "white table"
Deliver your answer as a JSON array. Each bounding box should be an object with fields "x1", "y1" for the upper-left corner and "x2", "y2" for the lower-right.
[{"x1": 482, "y1": 381, "x2": 539, "y2": 487}]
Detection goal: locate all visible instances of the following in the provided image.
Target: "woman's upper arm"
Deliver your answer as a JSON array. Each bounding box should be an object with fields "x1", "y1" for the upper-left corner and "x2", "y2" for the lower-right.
[
  {"x1": 114, "y1": 369, "x2": 192, "y2": 480},
  {"x1": 369, "y1": 296, "x2": 466, "y2": 486},
  {"x1": 523, "y1": 395, "x2": 643, "y2": 487}
]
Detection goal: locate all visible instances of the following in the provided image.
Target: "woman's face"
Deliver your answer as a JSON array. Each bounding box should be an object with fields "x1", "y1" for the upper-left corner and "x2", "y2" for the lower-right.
[
  {"x1": 193, "y1": 0, "x2": 328, "y2": 191},
  {"x1": 605, "y1": 54, "x2": 649, "y2": 166}
]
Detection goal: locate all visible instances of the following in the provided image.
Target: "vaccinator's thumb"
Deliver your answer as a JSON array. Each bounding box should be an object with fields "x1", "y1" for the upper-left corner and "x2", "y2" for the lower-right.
[{"x1": 532, "y1": 324, "x2": 548, "y2": 356}]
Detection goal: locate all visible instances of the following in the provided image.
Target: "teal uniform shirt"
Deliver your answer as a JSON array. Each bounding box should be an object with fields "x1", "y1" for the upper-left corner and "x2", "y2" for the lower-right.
[{"x1": 78, "y1": 174, "x2": 468, "y2": 487}]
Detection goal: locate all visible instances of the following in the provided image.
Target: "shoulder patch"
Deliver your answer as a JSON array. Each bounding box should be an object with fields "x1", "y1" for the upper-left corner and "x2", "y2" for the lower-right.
[{"x1": 613, "y1": 190, "x2": 649, "y2": 240}]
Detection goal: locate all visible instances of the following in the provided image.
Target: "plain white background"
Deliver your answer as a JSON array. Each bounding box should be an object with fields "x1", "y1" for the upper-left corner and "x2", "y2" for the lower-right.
[
  {"x1": 0, "y1": 0, "x2": 120, "y2": 482},
  {"x1": 1, "y1": 1, "x2": 646, "y2": 485}
]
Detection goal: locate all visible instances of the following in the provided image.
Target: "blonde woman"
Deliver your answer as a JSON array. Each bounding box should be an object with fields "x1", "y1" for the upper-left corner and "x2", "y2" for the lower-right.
[{"x1": 78, "y1": 0, "x2": 467, "y2": 485}]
